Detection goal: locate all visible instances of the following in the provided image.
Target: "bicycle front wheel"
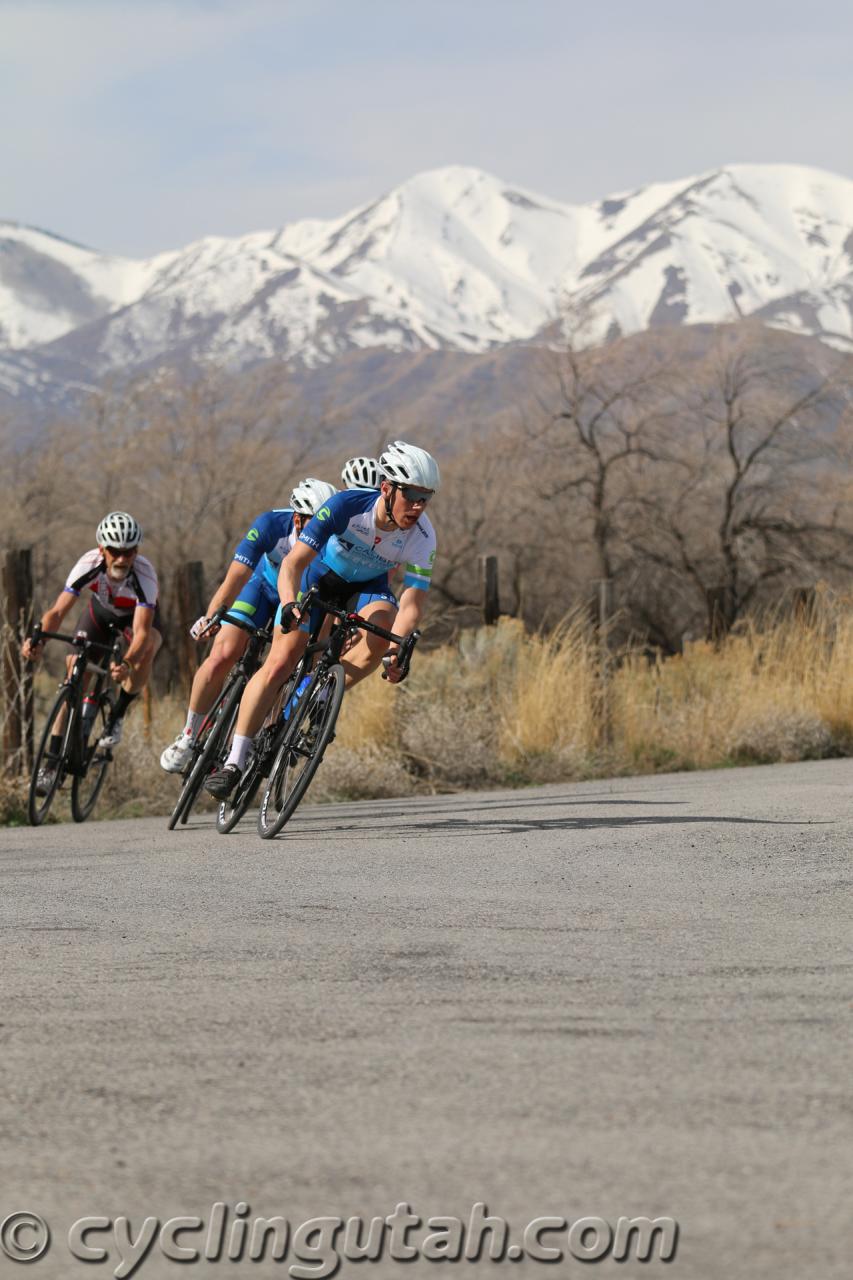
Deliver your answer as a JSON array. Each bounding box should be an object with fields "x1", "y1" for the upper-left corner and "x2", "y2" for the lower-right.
[
  {"x1": 257, "y1": 664, "x2": 345, "y2": 839},
  {"x1": 28, "y1": 685, "x2": 75, "y2": 826},
  {"x1": 168, "y1": 677, "x2": 244, "y2": 831},
  {"x1": 70, "y1": 688, "x2": 116, "y2": 822}
]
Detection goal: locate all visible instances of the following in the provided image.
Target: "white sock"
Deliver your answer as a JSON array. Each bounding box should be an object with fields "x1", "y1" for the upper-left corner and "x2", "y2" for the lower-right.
[
  {"x1": 226, "y1": 734, "x2": 254, "y2": 770},
  {"x1": 184, "y1": 710, "x2": 203, "y2": 739}
]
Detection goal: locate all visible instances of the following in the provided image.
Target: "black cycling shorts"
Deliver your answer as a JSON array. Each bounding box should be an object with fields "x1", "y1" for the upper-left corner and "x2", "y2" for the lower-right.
[{"x1": 75, "y1": 596, "x2": 163, "y2": 646}]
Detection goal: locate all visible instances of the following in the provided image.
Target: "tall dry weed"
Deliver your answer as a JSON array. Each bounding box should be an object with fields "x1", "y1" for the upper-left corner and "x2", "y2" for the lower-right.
[{"x1": 6, "y1": 594, "x2": 853, "y2": 822}]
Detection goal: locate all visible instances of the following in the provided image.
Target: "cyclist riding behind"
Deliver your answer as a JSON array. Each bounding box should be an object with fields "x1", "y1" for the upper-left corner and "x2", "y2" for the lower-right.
[
  {"x1": 21, "y1": 511, "x2": 161, "y2": 789},
  {"x1": 341, "y1": 455, "x2": 381, "y2": 491},
  {"x1": 160, "y1": 478, "x2": 338, "y2": 773},
  {"x1": 205, "y1": 441, "x2": 439, "y2": 799}
]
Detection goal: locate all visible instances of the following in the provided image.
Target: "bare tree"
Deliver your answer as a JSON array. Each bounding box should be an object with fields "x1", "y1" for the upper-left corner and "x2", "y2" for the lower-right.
[{"x1": 630, "y1": 327, "x2": 853, "y2": 638}]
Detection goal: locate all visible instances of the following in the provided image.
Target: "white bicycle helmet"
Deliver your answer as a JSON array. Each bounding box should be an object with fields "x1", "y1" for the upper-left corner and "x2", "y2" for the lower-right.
[
  {"x1": 379, "y1": 440, "x2": 441, "y2": 492},
  {"x1": 96, "y1": 511, "x2": 142, "y2": 548},
  {"x1": 290, "y1": 477, "x2": 338, "y2": 516},
  {"x1": 342, "y1": 456, "x2": 381, "y2": 490}
]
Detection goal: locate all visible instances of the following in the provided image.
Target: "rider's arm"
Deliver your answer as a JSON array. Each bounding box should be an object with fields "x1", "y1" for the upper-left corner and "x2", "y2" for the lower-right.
[
  {"x1": 191, "y1": 512, "x2": 279, "y2": 636},
  {"x1": 123, "y1": 604, "x2": 155, "y2": 670},
  {"x1": 277, "y1": 541, "x2": 317, "y2": 610},
  {"x1": 384, "y1": 586, "x2": 425, "y2": 683},
  {"x1": 21, "y1": 590, "x2": 78, "y2": 659},
  {"x1": 204, "y1": 560, "x2": 253, "y2": 616},
  {"x1": 392, "y1": 585, "x2": 426, "y2": 637}
]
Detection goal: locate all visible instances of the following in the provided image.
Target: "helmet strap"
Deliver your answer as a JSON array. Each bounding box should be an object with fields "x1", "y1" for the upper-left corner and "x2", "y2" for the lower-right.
[{"x1": 383, "y1": 484, "x2": 401, "y2": 528}]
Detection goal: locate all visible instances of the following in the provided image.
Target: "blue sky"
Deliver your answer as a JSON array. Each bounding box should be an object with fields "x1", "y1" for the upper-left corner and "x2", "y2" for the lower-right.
[{"x1": 3, "y1": 0, "x2": 853, "y2": 257}]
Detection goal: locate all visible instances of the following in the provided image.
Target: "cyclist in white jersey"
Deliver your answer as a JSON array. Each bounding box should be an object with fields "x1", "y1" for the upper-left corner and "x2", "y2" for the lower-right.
[
  {"x1": 22, "y1": 512, "x2": 161, "y2": 784},
  {"x1": 159, "y1": 478, "x2": 337, "y2": 773},
  {"x1": 206, "y1": 442, "x2": 440, "y2": 798}
]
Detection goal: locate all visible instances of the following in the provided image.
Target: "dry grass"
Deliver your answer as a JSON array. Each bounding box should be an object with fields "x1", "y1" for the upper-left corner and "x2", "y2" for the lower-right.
[
  {"x1": 613, "y1": 594, "x2": 851, "y2": 771},
  {"x1": 5, "y1": 594, "x2": 852, "y2": 822}
]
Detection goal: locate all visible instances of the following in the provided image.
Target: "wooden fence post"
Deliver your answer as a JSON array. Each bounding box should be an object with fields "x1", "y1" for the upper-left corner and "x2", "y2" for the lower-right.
[
  {"x1": 597, "y1": 577, "x2": 613, "y2": 748},
  {"x1": 172, "y1": 561, "x2": 206, "y2": 697},
  {"x1": 706, "y1": 585, "x2": 735, "y2": 643},
  {"x1": 480, "y1": 555, "x2": 500, "y2": 626},
  {"x1": 2, "y1": 548, "x2": 34, "y2": 774},
  {"x1": 792, "y1": 585, "x2": 817, "y2": 624},
  {"x1": 141, "y1": 684, "x2": 152, "y2": 744}
]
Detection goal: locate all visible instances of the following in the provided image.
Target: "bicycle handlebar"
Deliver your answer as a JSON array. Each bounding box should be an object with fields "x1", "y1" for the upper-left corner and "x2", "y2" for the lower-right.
[
  {"x1": 381, "y1": 629, "x2": 420, "y2": 680},
  {"x1": 28, "y1": 624, "x2": 124, "y2": 667},
  {"x1": 288, "y1": 587, "x2": 421, "y2": 680}
]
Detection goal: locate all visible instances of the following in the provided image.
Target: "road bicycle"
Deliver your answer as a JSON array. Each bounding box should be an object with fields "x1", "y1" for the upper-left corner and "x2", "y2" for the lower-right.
[
  {"x1": 214, "y1": 603, "x2": 322, "y2": 835},
  {"x1": 167, "y1": 617, "x2": 273, "y2": 830},
  {"x1": 27, "y1": 623, "x2": 124, "y2": 826},
  {"x1": 255, "y1": 595, "x2": 419, "y2": 840}
]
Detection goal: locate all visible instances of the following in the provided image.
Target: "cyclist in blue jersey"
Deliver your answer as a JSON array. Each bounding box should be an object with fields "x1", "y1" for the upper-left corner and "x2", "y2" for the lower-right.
[
  {"x1": 205, "y1": 441, "x2": 440, "y2": 798},
  {"x1": 159, "y1": 478, "x2": 337, "y2": 773}
]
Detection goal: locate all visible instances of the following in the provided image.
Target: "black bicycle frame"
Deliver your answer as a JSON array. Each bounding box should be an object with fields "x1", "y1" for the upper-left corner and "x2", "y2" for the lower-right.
[{"x1": 29, "y1": 623, "x2": 123, "y2": 774}]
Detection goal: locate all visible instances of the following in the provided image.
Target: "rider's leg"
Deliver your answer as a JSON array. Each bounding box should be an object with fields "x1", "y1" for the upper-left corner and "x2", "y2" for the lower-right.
[
  {"x1": 184, "y1": 623, "x2": 249, "y2": 726},
  {"x1": 340, "y1": 601, "x2": 398, "y2": 687},
  {"x1": 100, "y1": 626, "x2": 163, "y2": 748},
  {"x1": 227, "y1": 628, "x2": 309, "y2": 752}
]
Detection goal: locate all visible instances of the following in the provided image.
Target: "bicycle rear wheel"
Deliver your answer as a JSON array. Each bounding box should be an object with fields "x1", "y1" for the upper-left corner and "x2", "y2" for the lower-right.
[
  {"x1": 28, "y1": 685, "x2": 75, "y2": 826},
  {"x1": 257, "y1": 664, "x2": 345, "y2": 839},
  {"x1": 216, "y1": 751, "x2": 266, "y2": 834},
  {"x1": 167, "y1": 678, "x2": 244, "y2": 830},
  {"x1": 216, "y1": 668, "x2": 302, "y2": 834},
  {"x1": 70, "y1": 688, "x2": 116, "y2": 822}
]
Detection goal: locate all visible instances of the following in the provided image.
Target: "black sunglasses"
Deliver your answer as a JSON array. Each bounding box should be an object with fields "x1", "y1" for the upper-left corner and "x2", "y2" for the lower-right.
[
  {"x1": 397, "y1": 485, "x2": 433, "y2": 506},
  {"x1": 103, "y1": 545, "x2": 138, "y2": 555}
]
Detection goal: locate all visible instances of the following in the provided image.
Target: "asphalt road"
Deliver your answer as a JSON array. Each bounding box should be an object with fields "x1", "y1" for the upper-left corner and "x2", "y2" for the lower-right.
[{"x1": 1, "y1": 759, "x2": 851, "y2": 1279}]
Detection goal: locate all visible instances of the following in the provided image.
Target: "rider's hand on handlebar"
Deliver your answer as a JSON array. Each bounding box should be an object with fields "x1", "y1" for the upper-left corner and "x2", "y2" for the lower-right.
[
  {"x1": 21, "y1": 635, "x2": 43, "y2": 662},
  {"x1": 382, "y1": 649, "x2": 407, "y2": 683},
  {"x1": 190, "y1": 614, "x2": 221, "y2": 641},
  {"x1": 279, "y1": 601, "x2": 302, "y2": 634}
]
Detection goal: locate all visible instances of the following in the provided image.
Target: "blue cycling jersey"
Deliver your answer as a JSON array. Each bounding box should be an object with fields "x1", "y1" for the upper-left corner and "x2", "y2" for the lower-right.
[
  {"x1": 299, "y1": 490, "x2": 436, "y2": 591},
  {"x1": 232, "y1": 509, "x2": 299, "y2": 588}
]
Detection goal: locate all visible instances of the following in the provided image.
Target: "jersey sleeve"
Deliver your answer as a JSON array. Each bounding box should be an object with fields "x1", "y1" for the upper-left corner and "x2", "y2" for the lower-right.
[
  {"x1": 298, "y1": 492, "x2": 358, "y2": 553},
  {"x1": 132, "y1": 557, "x2": 159, "y2": 607},
  {"x1": 63, "y1": 550, "x2": 102, "y2": 596},
  {"x1": 402, "y1": 521, "x2": 437, "y2": 592},
  {"x1": 232, "y1": 511, "x2": 284, "y2": 569}
]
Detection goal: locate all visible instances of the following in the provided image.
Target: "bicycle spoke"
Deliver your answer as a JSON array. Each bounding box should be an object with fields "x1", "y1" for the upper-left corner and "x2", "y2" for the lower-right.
[
  {"x1": 257, "y1": 664, "x2": 345, "y2": 838},
  {"x1": 28, "y1": 685, "x2": 75, "y2": 826},
  {"x1": 71, "y1": 689, "x2": 116, "y2": 822},
  {"x1": 168, "y1": 678, "x2": 244, "y2": 830}
]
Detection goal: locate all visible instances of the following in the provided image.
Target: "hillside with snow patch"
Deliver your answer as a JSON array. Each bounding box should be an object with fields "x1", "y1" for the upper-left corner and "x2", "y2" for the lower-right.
[{"x1": 3, "y1": 162, "x2": 853, "y2": 405}]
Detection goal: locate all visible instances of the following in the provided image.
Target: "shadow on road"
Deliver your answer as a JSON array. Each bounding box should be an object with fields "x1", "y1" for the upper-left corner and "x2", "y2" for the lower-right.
[{"x1": 290, "y1": 795, "x2": 806, "y2": 839}]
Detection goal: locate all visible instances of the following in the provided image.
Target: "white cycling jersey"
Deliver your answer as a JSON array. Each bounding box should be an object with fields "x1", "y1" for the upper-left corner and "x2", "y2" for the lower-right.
[
  {"x1": 299, "y1": 490, "x2": 436, "y2": 590},
  {"x1": 63, "y1": 550, "x2": 159, "y2": 616}
]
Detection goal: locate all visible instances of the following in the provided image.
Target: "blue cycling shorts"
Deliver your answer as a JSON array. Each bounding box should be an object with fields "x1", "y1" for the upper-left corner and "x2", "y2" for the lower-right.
[
  {"x1": 223, "y1": 569, "x2": 278, "y2": 632},
  {"x1": 273, "y1": 562, "x2": 398, "y2": 634}
]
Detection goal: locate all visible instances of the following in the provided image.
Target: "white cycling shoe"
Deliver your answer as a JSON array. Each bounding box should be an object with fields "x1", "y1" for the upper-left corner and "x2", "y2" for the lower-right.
[
  {"x1": 35, "y1": 766, "x2": 58, "y2": 797},
  {"x1": 98, "y1": 718, "x2": 124, "y2": 749},
  {"x1": 160, "y1": 731, "x2": 195, "y2": 773}
]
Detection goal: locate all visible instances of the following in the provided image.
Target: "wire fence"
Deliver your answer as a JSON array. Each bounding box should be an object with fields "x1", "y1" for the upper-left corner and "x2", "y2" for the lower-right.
[{"x1": 1, "y1": 549, "x2": 35, "y2": 779}]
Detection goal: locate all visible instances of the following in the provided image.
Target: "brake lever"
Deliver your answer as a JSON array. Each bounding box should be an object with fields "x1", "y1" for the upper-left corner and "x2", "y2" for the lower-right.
[{"x1": 381, "y1": 630, "x2": 420, "y2": 681}]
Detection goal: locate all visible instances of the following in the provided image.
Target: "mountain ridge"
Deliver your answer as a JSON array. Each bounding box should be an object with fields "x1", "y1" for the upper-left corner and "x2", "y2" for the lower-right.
[{"x1": 4, "y1": 161, "x2": 853, "y2": 407}]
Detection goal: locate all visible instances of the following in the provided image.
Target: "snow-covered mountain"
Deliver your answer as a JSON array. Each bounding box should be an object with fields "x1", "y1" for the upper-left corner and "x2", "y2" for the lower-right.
[{"x1": 4, "y1": 162, "x2": 853, "y2": 404}]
